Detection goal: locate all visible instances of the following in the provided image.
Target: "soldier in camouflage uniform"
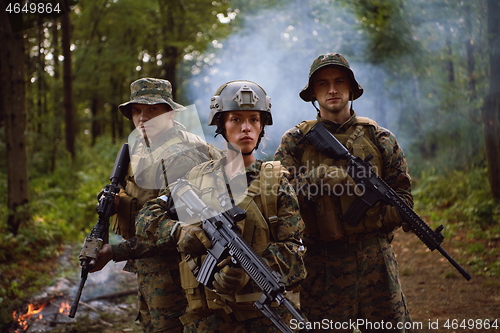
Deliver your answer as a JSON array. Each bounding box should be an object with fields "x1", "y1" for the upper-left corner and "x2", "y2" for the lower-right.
[
  {"x1": 134, "y1": 80, "x2": 306, "y2": 333},
  {"x1": 91, "y1": 78, "x2": 222, "y2": 333},
  {"x1": 274, "y1": 53, "x2": 413, "y2": 332}
]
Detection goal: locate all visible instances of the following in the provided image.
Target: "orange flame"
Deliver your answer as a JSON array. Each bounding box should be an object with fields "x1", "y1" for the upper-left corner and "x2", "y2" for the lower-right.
[
  {"x1": 58, "y1": 300, "x2": 71, "y2": 315},
  {"x1": 12, "y1": 303, "x2": 46, "y2": 331}
]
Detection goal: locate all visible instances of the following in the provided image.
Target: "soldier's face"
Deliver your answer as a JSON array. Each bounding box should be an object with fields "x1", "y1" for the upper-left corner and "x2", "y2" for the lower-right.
[
  {"x1": 131, "y1": 103, "x2": 174, "y2": 139},
  {"x1": 223, "y1": 111, "x2": 262, "y2": 154},
  {"x1": 312, "y1": 67, "x2": 352, "y2": 118}
]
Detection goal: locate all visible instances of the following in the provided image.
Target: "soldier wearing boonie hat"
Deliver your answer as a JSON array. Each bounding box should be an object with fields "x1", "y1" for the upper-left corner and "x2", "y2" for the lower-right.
[
  {"x1": 119, "y1": 78, "x2": 185, "y2": 119},
  {"x1": 299, "y1": 53, "x2": 363, "y2": 113},
  {"x1": 90, "y1": 77, "x2": 223, "y2": 333},
  {"x1": 274, "y1": 53, "x2": 413, "y2": 332}
]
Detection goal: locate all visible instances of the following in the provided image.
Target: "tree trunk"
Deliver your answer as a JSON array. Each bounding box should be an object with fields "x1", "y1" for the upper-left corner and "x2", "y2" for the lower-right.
[
  {"x1": 464, "y1": 4, "x2": 477, "y2": 101},
  {"x1": 162, "y1": 46, "x2": 179, "y2": 98},
  {"x1": 91, "y1": 98, "x2": 103, "y2": 145},
  {"x1": 482, "y1": 0, "x2": 500, "y2": 200},
  {"x1": 50, "y1": 19, "x2": 61, "y2": 173},
  {"x1": 61, "y1": 8, "x2": 75, "y2": 159},
  {"x1": 0, "y1": 5, "x2": 30, "y2": 235},
  {"x1": 445, "y1": 34, "x2": 455, "y2": 83},
  {"x1": 158, "y1": 0, "x2": 180, "y2": 98},
  {"x1": 374, "y1": 68, "x2": 387, "y2": 128}
]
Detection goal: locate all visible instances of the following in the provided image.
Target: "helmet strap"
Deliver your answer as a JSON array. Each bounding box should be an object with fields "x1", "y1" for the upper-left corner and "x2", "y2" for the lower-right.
[
  {"x1": 227, "y1": 142, "x2": 241, "y2": 153},
  {"x1": 311, "y1": 100, "x2": 320, "y2": 113}
]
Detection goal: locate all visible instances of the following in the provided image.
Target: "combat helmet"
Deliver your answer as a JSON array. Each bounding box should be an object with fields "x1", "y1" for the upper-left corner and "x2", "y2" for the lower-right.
[
  {"x1": 209, "y1": 80, "x2": 272, "y2": 153},
  {"x1": 299, "y1": 53, "x2": 363, "y2": 102}
]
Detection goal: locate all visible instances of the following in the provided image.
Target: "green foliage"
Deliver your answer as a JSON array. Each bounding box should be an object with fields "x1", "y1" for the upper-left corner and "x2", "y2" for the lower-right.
[
  {"x1": 347, "y1": 0, "x2": 418, "y2": 63},
  {"x1": 0, "y1": 138, "x2": 120, "y2": 329},
  {"x1": 414, "y1": 166, "x2": 500, "y2": 277},
  {"x1": 414, "y1": 167, "x2": 499, "y2": 228}
]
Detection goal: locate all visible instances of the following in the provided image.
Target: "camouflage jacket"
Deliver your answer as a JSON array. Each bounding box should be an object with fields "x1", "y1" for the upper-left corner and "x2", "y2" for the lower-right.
[
  {"x1": 125, "y1": 159, "x2": 306, "y2": 288},
  {"x1": 274, "y1": 111, "x2": 413, "y2": 227},
  {"x1": 112, "y1": 123, "x2": 223, "y2": 273}
]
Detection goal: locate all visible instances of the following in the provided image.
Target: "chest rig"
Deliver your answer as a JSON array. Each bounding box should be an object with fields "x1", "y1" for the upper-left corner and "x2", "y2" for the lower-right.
[
  {"x1": 178, "y1": 160, "x2": 283, "y2": 323},
  {"x1": 113, "y1": 130, "x2": 222, "y2": 239},
  {"x1": 297, "y1": 117, "x2": 384, "y2": 241}
]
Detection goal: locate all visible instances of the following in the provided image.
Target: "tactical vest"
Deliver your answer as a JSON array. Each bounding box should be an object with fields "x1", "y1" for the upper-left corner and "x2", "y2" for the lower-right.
[
  {"x1": 178, "y1": 160, "x2": 283, "y2": 323},
  {"x1": 298, "y1": 117, "x2": 384, "y2": 241},
  {"x1": 112, "y1": 130, "x2": 223, "y2": 239}
]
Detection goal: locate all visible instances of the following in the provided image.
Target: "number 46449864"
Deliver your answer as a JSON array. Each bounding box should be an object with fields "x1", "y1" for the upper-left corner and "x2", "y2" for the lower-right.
[{"x1": 5, "y1": 1, "x2": 61, "y2": 14}]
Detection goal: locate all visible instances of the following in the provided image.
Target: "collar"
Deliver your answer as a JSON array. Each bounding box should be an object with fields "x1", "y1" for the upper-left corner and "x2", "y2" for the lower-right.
[{"x1": 316, "y1": 110, "x2": 357, "y2": 134}]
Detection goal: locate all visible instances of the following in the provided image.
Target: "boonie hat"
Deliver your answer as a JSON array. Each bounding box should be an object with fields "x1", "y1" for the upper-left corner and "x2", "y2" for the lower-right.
[
  {"x1": 299, "y1": 53, "x2": 363, "y2": 102},
  {"x1": 119, "y1": 78, "x2": 184, "y2": 119}
]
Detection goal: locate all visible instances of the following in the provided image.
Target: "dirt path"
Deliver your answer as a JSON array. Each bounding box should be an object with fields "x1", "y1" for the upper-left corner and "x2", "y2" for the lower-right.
[
  {"x1": 391, "y1": 229, "x2": 500, "y2": 333},
  {"x1": 10, "y1": 229, "x2": 499, "y2": 333}
]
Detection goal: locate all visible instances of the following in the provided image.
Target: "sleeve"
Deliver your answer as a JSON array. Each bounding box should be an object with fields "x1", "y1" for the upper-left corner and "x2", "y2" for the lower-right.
[
  {"x1": 376, "y1": 127, "x2": 413, "y2": 208},
  {"x1": 111, "y1": 187, "x2": 180, "y2": 262},
  {"x1": 260, "y1": 175, "x2": 306, "y2": 289}
]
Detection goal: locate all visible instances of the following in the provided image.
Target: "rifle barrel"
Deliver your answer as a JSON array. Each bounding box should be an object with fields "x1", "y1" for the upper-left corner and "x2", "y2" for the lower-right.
[{"x1": 68, "y1": 271, "x2": 88, "y2": 318}]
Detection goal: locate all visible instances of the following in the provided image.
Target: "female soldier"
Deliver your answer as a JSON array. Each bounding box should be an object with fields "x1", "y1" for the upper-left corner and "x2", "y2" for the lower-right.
[{"x1": 135, "y1": 80, "x2": 306, "y2": 333}]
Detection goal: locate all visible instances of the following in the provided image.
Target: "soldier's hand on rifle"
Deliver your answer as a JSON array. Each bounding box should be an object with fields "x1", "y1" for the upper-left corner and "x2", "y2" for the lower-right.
[
  {"x1": 176, "y1": 224, "x2": 212, "y2": 256},
  {"x1": 96, "y1": 191, "x2": 121, "y2": 216},
  {"x1": 89, "y1": 244, "x2": 114, "y2": 273},
  {"x1": 213, "y1": 257, "x2": 250, "y2": 298},
  {"x1": 310, "y1": 164, "x2": 356, "y2": 192},
  {"x1": 381, "y1": 205, "x2": 411, "y2": 232}
]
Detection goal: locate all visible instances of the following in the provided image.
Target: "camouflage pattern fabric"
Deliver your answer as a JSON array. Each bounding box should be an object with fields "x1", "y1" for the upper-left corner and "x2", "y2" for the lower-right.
[
  {"x1": 133, "y1": 159, "x2": 306, "y2": 288},
  {"x1": 274, "y1": 112, "x2": 412, "y2": 210},
  {"x1": 111, "y1": 124, "x2": 222, "y2": 333},
  {"x1": 134, "y1": 159, "x2": 306, "y2": 332},
  {"x1": 113, "y1": 123, "x2": 222, "y2": 273},
  {"x1": 274, "y1": 112, "x2": 413, "y2": 332},
  {"x1": 183, "y1": 308, "x2": 292, "y2": 333},
  {"x1": 301, "y1": 237, "x2": 411, "y2": 332},
  {"x1": 113, "y1": 123, "x2": 214, "y2": 243},
  {"x1": 137, "y1": 270, "x2": 186, "y2": 333},
  {"x1": 119, "y1": 78, "x2": 185, "y2": 119}
]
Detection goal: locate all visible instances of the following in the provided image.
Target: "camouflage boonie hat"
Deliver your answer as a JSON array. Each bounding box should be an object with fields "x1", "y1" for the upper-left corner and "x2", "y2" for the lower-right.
[
  {"x1": 119, "y1": 78, "x2": 184, "y2": 119},
  {"x1": 299, "y1": 53, "x2": 363, "y2": 102}
]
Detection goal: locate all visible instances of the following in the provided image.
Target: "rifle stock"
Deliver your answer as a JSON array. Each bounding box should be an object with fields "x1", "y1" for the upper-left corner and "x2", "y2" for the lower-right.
[
  {"x1": 69, "y1": 143, "x2": 130, "y2": 318},
  {"x1": 299, "y1": 121, "x2": 472, "y2": 281},
  {"x1": 171, "y1": 179, "x2": 309, "y2": 333}
]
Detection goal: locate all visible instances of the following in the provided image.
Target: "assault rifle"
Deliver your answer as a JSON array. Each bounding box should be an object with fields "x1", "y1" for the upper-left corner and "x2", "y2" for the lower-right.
[
  {"x1": 170, "y1": 179, "x2": 309, "y2": 333},
  {"x1": 299, "y1": 122, "x2": 472, "y2": 281},
  {"x1": 69, "y1": 143, "x2": 130, "y2": 318}
]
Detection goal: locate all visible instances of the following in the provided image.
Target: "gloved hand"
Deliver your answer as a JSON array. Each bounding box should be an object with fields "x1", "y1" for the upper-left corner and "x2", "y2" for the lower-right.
[
  {"x1": 89, "y1": 244, "x2": 114, "y2": 273},
  {"x1": 381, "y1": 205, "x2": 410, "y2": 232},
  {"x1": 213, "y1": 259, "x2": 250, "y2": 296},
  {"x1": 310, "y1": 164, "x2": 356, "y2": 192},
  {"x1": 323, "y1": 165, "x2": 354, "y2": 187},
  {"x1": 176, "y1": 224, "x2": 212, "y2": 256}
]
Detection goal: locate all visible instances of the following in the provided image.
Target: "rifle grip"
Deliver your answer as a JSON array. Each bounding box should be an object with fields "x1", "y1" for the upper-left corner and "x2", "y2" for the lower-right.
[
  {"x1": 196, "y1": 253, "x2": 219, "y2": 288},
  {"x1": 343, "y1": 197, "x2": 372, "y2": 227}
]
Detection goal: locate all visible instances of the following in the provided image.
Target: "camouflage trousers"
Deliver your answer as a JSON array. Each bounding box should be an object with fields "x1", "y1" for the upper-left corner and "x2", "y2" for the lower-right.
[
  {"x1": 183, "y1": 307, "x2": 292, "y2": 333},
  {"x1": 137, "y1": 270, "x2": 187, "y2": 333},
  {"x1": 300, "y1": 236, "x2": 411, "y2": 333}
]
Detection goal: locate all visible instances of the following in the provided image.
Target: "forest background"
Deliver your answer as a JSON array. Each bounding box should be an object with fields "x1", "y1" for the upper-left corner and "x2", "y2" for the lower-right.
[{"x1": 0, "y1": 0, "x2": 499, "y2": 331}]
